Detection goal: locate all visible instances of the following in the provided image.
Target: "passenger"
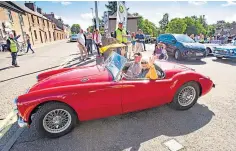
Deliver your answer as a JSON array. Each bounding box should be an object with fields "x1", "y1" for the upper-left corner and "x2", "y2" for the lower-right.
[
  {"x1": 138, "y1": 56, "x2": 158, "y2": 80},
  {"x1": 123, "y1": 53, "x2": 142, "y2": 79}
]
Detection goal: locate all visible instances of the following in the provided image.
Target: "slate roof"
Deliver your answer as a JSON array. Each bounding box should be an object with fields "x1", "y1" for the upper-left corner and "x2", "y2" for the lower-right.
[
  {"x1": 8, "y1": 1, "x2": 49, "y2": 20},
  {"x1": 0, "y1": 1, "x2": 24, "y2": 13}
]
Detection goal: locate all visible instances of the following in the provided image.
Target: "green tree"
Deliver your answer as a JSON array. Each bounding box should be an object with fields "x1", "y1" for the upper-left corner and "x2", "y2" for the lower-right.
[
  {"x1": 206, "y1": 25, "x2": 215, "y2": 36},
  {"x1": 159, "y1": 13, "x2": 169, "y2": 33},
  {"x1": 71, "y1": 24, "x2": 81, "y2": 34},
  {"x1": 166, "y1": 18, "x2": 187, "y2": 34},
  {"x1": 184, "y1": 17, "x2": 198, "y2": 35}
]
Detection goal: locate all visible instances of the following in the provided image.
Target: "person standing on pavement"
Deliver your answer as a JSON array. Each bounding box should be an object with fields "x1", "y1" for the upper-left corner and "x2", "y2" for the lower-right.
[
  {"x1": 6, "y1": 32, "x2": 20, "y2": 67},
  {"x1": 141, "y1": 30, "x2": 146, "y2": 51},
  {"x1": 26, "y1": 35, "x2": 35, "y2": 53},
  {"x1": 85, "y1": 28, "x2": 93, "y2": 55},
  {"x1": 113, "y1": 22, "x2": 129, "y2": 56},
  {"x1": 135, "y1": 29, "x2": 145, "y2": 53},
  {"x1": 77, "y1": 29, "x2": 88, "y2": 61},
  {"x1": 93, "y1": 29, "x2": 102, "y2": 56}
]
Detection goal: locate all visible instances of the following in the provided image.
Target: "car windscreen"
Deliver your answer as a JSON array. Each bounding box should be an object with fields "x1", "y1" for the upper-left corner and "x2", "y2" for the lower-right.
[
  {"x1": 174, "y1": 35, "x2": 195, "y2": 43},
  {"x1": 104, "y1": 52, "x2": 127, "y2": 80}
]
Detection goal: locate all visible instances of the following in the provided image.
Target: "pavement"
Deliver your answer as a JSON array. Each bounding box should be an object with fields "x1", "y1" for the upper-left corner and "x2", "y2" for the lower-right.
[{"x1": 0, "y1": 42, "x2": 236, "y2": 151}]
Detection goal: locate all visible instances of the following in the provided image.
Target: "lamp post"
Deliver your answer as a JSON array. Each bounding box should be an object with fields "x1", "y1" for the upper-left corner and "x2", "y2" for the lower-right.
[{"x1": 95, "y1": 1, "x2": 99, "y2": 30}]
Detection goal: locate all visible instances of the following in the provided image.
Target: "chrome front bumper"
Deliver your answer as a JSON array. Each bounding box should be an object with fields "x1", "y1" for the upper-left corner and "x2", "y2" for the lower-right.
[{"x1": 14, "y1": 98, "x2": 28, "y2": 128}]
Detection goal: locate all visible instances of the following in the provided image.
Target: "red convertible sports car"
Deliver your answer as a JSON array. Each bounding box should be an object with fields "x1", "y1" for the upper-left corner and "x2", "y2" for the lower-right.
[{"x1": 14, "y1": 52, "x2": 214, "y2": 138}]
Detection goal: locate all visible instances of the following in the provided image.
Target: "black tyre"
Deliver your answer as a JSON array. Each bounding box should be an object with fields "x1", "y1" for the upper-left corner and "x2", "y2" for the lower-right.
[
  {"x1": 174, "y1": 49, "x2": 182, "y2": 61},
  {"x1": 169, "y1": 81, "x2": 200, "y2": 110},
  {"x1": 33, "y1": 102, "x2": 77, "y2": 138},
  {"x1": 206, "y1": 47, "x2": 211, "y2": 56},
  {"x1": 216, "y1": 57, "x2": 223, "y2": 59}
]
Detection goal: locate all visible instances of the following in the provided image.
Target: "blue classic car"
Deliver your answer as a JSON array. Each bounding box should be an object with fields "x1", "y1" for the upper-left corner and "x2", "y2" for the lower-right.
[
  {"x1": 213, "y1": 41, "x2": 236, "y2": 59},
  {"x1": 157, "y1": 34, "x2": 206, "y2": 60}
]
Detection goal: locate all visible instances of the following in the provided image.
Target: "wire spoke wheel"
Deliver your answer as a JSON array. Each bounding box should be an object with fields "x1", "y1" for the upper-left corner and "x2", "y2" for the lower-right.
[
  {"x1": 43, "y1": 109, "x2": 72, "y2": 134},
  {"x1": 177, "y1": 86, "x2": 196, "y2": 107}
]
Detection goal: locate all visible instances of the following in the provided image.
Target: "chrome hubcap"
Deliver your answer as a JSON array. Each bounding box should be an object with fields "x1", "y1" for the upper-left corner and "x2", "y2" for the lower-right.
[
  {"x1": 175, "y1": 51, "x2": 179, "y2": 59},
  {"x1": 178, "y1": 86, "x2": 196, "y2": 106},
  {"x1": 43, "y1": 109, "x2": 71, "y2": 133}
]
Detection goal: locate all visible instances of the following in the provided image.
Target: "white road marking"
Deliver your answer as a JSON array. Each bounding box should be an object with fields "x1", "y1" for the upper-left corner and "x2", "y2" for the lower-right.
[
  {"x1": 0, "y1": 111, "x2": 16, "y2": 132},
  {"x1": 164, "y1": 139, "x2": 184, "y2": 151}
]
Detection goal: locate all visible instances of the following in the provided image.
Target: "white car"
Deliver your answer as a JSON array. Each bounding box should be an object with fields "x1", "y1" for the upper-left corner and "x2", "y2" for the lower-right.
[{"x1": 204, "y1": 40, "x2": 221, "y2": 55}]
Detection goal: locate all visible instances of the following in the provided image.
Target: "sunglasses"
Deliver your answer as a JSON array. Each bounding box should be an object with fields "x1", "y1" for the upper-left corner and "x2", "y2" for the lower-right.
[{"x1": 141, "y1": 62, "x2": 148, "y2": 64}]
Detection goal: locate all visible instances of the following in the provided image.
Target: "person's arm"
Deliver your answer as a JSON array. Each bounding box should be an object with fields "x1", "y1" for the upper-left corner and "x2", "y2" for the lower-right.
[
  {"x1": 14, "y1": 35, "x2": 21, "y2": 40},
  {"x1": 146, "y1": 65, "x2": 158, "y2": 80}
]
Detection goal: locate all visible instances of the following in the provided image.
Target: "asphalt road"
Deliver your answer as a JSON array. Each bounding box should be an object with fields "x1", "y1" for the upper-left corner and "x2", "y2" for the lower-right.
[{"x1": 1, "y1": 42, "x2": 236, "y2": 151}]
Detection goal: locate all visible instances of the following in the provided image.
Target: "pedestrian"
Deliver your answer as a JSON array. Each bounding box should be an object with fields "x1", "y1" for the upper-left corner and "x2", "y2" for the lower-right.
[
  {"x1": 135, "y1": 29, "x2": 145, "y2": 53},
  {"x1": 85, "y1": 28, "x2": 93, "y2": 55},
  {"x1": 113, "y1": 22, "x2": 129, "y2": 56},
  {"x1": 131, "y1": 32, "x2": 136, "y2": 52},
  {"x1": 26, "y1": 35, "x2": 35, "y2": 53},
  {"x1": 93, "y1": 29, "x2": 102, "y2": 56},
  {"x1": 6, "y1": 32, "x2": 20, "y2": 67},
  {"x1": 77, "y1": 29, "x2": 88, "y2": 61},
  {"x1": 141, "y1": 30, "x2": 146, "y2": 51}
]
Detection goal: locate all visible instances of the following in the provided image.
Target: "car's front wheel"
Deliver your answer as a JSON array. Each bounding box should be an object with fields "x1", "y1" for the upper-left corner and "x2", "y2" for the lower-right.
[
  {"x1": 34, "y1": 102, "x2": 77, "y2": 138},
  {"x1": 169, "y1": 81, "x2": 200, "y2": 110},
  {"x1": 174, "y1": 49, "x2": 182, "y2": 61}
]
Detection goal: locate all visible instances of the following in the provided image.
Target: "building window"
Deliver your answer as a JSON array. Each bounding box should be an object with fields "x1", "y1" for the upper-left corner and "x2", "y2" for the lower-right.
[
  {"x1": 19, "y1": 14, "x2": 24, "y2": 26},
  {"x1": 45, "y1": 32, "x2": 47, "y2": 41},
  {"x1": 47, "y1": 21, "x2": 49, "y2": 28},
  {"x1": 34, "y1": 30, "x2": 37, "y2": 39},
  {"x1": 31, "y1": 15, "x2": 34, "y2": 23},
  {"x1": 42, "y1": 19, "x2": 45, "y2": 26},
  {"x1": 37, "y1": 17, "x2": 39, "y2": 25},
  {"x1": 49, "y1": 31, "x2": 51, "y2": 38},
  {"x1": 7, "y1": 10, "x2": 13, "y2": 22}
]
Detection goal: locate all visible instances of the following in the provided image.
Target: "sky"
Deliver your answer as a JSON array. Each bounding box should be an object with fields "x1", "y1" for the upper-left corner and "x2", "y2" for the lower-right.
[{"x1": 16, "y1": 1, "x2": 236, "y2": 29}]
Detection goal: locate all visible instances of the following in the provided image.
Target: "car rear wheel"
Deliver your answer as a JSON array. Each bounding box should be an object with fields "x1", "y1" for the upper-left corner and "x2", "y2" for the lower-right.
[
  {"x1": 174, "y1": 49, "x2": 182, "y2": 61},
  {"x1": 34, "y1": 102, "x2": 77, "y2": 138},
  {"x1": 169, "y1": 81, "x2": 200, "y2": 110}
]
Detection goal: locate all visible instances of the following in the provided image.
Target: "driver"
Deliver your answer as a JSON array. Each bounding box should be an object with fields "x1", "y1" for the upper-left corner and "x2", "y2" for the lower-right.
[
  {"x1": 138, "y1": 56, "x2": 158, "y2": 80},
  {"x1": 123, "y1": 53, "x2": 142, "y2": 78}
]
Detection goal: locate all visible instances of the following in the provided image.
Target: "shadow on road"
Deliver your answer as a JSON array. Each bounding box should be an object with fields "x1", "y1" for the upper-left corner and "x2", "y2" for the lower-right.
[
  {"x1": 0, "y1": 65, "x2": 60, "y2": 83},
  {"x1": 11, "y1": 103, "x2": 214, "y2": 151},
  {"x1": 212, "y1": 58, "x2": 236, "y2": 66},
  {"x1": 0, "y1": 66, "x2": 12, "y2": 71},
  {"x1": 167, "y1": 57, "x2": 207, "y2": 65}
]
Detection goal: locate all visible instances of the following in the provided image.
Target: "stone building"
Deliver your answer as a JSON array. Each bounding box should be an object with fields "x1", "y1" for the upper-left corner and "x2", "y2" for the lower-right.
[{"x1": 0, "y1": 1, "x2": 28, "y2": 43}]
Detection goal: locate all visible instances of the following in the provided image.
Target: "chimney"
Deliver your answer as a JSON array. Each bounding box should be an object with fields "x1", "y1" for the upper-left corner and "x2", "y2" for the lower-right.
[
  {"x1": 25, "y1": 2, "x2": 36, "y2": 11},
  {"x1": 50, "y1": 12, "x2": 55, "y2": 18},
  {"x1": 37, "y1": 7, "x2": 42, "y2": 14}
]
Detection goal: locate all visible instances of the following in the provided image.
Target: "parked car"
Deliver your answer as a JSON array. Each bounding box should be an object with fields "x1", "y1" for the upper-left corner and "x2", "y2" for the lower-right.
[
  {"x1": 157, "y1": 34, "x2": 207, "y2": 60},
  {"x1": 145, "y1": 35, "x2": 151, "y2": 43},
  {"x1": 212, "y1": 41, "x2": 236, "y2": 59},
  {"x1": 70, "y1": 34, "x2": 78, "y2": 42},
  {"x1": 14, "y1": 51, "x2": 214, "y2": 138},
  {"x1": 203, "y1": 40, "x2": 222, "y2": 55}
]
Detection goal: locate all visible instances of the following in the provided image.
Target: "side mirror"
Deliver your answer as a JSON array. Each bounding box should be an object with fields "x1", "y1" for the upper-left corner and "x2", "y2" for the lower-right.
[{"x1": 171, "y1": 39, "x2": 177, "y2": 44}]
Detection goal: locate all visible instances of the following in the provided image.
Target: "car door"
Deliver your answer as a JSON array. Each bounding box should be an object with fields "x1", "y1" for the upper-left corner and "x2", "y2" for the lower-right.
[
  {"x1": 165, "y1": 35, "x2": 177, "y2": 55},
  {"x1": 75, "y1": 81, "x2": 123, "y2": 121},
  {"x1": 121, "y1": 78, "x2": 172, "y2": 114}
]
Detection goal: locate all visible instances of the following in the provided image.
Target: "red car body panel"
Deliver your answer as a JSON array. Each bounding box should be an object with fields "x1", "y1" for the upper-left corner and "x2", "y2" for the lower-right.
[{"x1": 16, "y1": 61, "x2": 214, "y2": 124}]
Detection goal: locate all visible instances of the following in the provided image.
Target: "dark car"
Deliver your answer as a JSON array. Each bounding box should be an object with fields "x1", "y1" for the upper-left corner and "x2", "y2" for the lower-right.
[{"x1": 157, "y1": 34, "x2": 207, "y2": 60}]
